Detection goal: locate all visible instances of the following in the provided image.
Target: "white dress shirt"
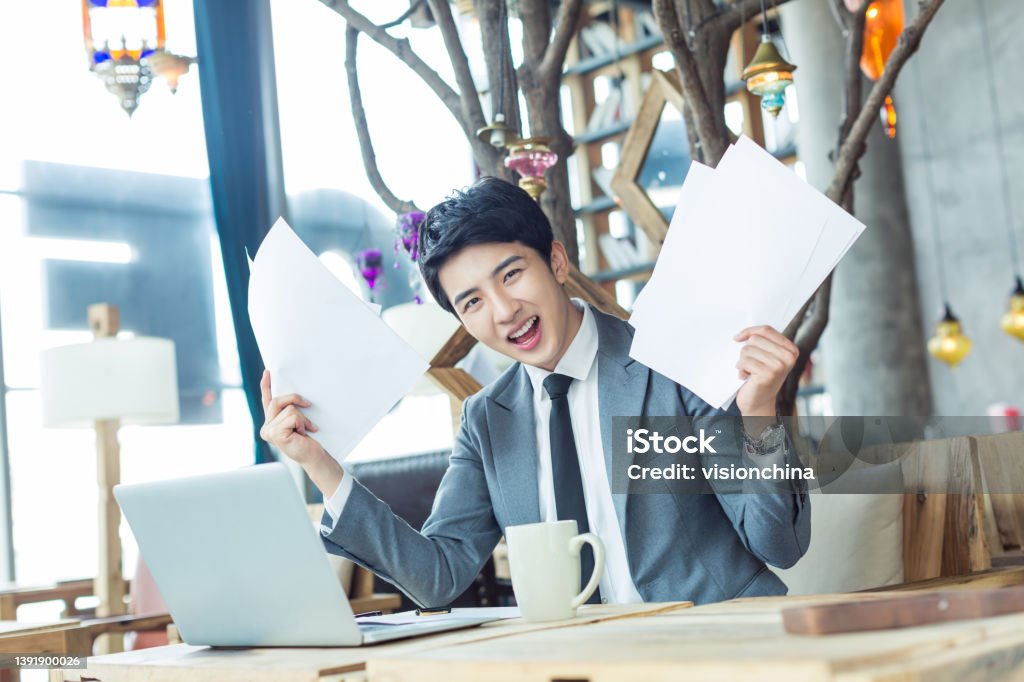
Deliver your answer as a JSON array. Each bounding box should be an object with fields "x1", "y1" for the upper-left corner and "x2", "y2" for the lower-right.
[
  {"x1": 325, "y1": 300, "x2": 643, "y2": 604},
  {"x1": 521, "y1": 301, "x2": 643, "y2": 604}
]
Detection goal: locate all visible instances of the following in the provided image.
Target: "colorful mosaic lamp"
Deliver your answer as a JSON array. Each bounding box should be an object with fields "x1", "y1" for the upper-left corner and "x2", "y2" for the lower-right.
[
  {"x1": 740, "y1": 0, "x2": 797, "y2": 118},
  {"x1": 81, "y1": 0, "x2": 194, "y2": 115}
]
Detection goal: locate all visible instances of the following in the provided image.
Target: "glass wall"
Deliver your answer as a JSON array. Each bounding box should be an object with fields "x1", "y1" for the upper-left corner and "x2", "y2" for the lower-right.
[{"x1": 0, "y1": 0, "x2": 252, "y2": 596}]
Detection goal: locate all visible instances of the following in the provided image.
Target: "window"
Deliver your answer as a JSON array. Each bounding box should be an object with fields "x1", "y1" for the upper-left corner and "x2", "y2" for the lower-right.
[{"x1": 0, "y1": 0, "x2": 252, "y2": 596}]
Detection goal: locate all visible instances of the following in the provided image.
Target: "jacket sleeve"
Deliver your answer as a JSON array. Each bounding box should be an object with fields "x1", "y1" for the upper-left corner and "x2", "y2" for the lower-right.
[
  {"x1": 319, "y1": 396, "x2": 503, "y2": 607},
  {"x1": 680, "y1": 386, "x2": 811, "y2": 569}
]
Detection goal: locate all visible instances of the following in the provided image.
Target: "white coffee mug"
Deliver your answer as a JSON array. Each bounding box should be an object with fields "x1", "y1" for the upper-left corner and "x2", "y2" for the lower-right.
[{"x1": 505, "y1": 520, "x2": 606, "y2": 622}]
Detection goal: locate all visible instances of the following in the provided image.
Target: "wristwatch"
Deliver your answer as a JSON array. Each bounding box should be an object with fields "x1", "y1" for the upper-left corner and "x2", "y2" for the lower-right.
[{"x1": 743, "y1": 422, "x2": 786, "y2": 456}]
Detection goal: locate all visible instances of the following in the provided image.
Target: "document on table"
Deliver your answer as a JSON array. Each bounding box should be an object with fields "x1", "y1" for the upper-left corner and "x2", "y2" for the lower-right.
[
  {"x1": 629, "y1": 135, "x2": 865, "y2": 409},
  {"x1": 356, "y1": 607, "x2": 521, "y2": 626},
  {"x1": 248, "y1": 218, "x2": 428, "y2": 464}
]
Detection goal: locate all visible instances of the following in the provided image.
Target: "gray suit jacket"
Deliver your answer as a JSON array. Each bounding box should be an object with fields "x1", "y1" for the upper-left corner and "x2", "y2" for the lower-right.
[{"x1": 322, "y1": 306, "x2": 810, "y2": 606}]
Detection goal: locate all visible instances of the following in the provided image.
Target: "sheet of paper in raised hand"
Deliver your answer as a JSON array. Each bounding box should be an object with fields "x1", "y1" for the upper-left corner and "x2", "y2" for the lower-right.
[
  {"x1": 628, "y1": 137, "x2": 863, "y2": 408},
  {"x1": 248, "y1": 218, "x2": 428, "y2": 464}
]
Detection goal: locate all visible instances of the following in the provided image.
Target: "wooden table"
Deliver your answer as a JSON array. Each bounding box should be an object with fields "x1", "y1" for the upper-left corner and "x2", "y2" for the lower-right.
[
  {"x1": 55, "y1": 602, "x2": 688, "y2": 682},
  {"x1": 0, "y1": 621, "x2": 82, "y2": 682},
  {"x1": 366, "y1": 594, "x2": 1024, "y2": 682}
]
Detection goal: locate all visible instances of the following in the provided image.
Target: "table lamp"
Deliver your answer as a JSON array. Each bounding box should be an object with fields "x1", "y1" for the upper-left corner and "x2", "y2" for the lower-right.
[{"x1": 40, "y1": 303, "x2": 178, "y2": 652}]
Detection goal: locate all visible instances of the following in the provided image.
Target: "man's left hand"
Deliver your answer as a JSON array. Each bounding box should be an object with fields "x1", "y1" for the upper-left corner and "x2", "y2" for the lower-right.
[{"x1": 733, "y1": 325, "x2": 799, "y2": 417}]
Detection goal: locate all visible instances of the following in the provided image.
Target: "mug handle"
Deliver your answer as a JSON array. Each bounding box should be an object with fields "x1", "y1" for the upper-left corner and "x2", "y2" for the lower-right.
[{"x1": 569, "y1": 532, "x2": 605, "y2": 608}]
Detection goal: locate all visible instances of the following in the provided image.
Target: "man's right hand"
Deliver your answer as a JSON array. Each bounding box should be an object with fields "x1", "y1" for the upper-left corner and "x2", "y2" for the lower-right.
[{"x1": 259, "y1": 369, "x2": 325, "y2": 465}]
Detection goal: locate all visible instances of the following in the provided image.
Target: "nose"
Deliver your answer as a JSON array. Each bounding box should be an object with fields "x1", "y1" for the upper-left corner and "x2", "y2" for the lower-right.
[{"x1": 491, "y1": 287, "x2": 520, "y2": 327}]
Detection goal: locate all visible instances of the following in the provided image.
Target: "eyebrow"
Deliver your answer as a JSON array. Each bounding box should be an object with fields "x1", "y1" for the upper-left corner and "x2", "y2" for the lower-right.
[{"x1": 451, "y1": 255, "x2": 525, "y2": 307}]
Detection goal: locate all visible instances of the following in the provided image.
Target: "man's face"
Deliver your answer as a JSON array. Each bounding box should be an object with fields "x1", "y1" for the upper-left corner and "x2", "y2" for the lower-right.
[{"x1": 438, "y1": 241, "x2": 578, "y2": 372}]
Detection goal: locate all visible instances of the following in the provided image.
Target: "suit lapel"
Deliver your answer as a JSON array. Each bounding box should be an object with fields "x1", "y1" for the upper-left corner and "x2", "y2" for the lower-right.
[
  {"x1": 485, "y1": 365, "x2": 541, "y2": 526},
  {"x1": 594, "y1": 309, "x2": 650, "y2": 541}
]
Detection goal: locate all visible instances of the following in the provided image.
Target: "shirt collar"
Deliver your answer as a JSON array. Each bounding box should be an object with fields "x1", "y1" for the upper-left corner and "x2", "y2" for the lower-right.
[{"x1": 524, "y1": 299, "x2": 598, "y2": 395}]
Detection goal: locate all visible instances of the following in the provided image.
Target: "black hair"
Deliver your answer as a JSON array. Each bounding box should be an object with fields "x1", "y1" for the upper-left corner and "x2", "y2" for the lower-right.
[{"x1": 418, "y1": 176, "x2": 554, "y2": 313}]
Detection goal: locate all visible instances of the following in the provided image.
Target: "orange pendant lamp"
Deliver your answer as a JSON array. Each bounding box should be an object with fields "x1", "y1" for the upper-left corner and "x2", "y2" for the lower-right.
[{"x1": 860, "y1": 0, "x2": 903, "y2": 138}]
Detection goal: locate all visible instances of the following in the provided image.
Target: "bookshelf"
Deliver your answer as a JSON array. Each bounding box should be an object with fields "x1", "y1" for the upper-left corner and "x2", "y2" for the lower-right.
[{"x1": 562, "y1": 7, "x2": 794, "y2": 305}]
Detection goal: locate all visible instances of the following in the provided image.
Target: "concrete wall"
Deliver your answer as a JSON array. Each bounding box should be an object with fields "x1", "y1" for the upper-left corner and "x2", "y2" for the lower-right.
[
  {"x1": 894, "y1": 0, "x2": 1024, "y2": 415},
  {"x1": 780, "y1": 0, "x2": 1024, "y2": 416},
  {"x1": 782, "y1": 0, "x2": 933, "y2": 416}
]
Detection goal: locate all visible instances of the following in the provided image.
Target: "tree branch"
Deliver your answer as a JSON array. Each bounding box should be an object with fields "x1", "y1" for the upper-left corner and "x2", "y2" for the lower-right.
[
  {"x1": 718, "y1": 0, "x2": 798, "y2": 35},
  {"x1": 479, "y1": 0, "x2": 521, "y2": 176},
  {"x1": 826, "y1": 0, "x2": 946, "y2": 202},
  {"x1": 322, "y1": 1, "x2": 465, "y2": 131},
  {"x1": 652, "y1": 0, "x2": 727, "y2": 163},
  {"x1": 518, "y1": 0, "x2": 551, "y2": 69},
  {"x1": 426, "y1": 0, "x2": 487, "y2": 132},
  {"x1": 540, "y1": 0, "x2": 583, "y2": 80},
  {"x1": 779, "y1": 273, "x2": 833, "y2": 415},
  {"x1": 344, "y1": 26, "x2": 421, "y2": 215}
]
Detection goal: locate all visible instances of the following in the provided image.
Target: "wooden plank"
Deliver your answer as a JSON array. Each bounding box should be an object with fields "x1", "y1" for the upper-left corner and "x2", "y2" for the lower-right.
[
  {"x1": 56, "y1": 602, "x2": 688, "y2": 682},
  {"x1": 781, "y1": 586, "x2": 1024, "y2": 635},
  {"x1": 425, "y1": 368, "x2": 482, "y2": 403},
  {"x1": 897, "y1": 437, "x2": 989, "y2": 581},
  {"x1": 866, "y1": 566, "x2": 1024, "y2": 593},
  {"x1": 831, "y1": 629, "x2": 1024, "y2": 682},
  {"x1": 366, "y1": 599, "x2": 1024, "y2": 682},
  {"x1": 429, "y1": 326, "x2": 477, "y2": 369},
  {"x1": 941, "y1": 437, "x2": 990, "y2": 576},
  {"x1": 0, "y1": 625, "x2": 92, "y2": 656},
  {"x1": 609, "y1": 69, "x2": 671, "y2": 244},
  {"x1": 0, "y1": 621, "x2": 80, "y2": 637},
  {"x1": 565, "y1": 266, "x2": 628, "y2": 319},
  {"x1": 973, "y1": 432, "x2": 1024, "y2": 551}
]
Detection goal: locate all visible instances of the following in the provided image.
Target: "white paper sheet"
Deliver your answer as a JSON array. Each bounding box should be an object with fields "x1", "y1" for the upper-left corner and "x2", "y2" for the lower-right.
[
  {"x1": 628, "y1": 136, "x2": 864, "y2": 408},
  {"x1": 356, "y1": 607, "x2": 521, "y2": 626},
  {"x1": 248, "y1": 218, "x2": 429, "y2": 464}
]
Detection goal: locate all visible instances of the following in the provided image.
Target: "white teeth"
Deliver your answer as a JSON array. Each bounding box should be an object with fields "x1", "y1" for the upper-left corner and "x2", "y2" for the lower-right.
[{"x1": 509, "y1": 316, "x2": 538, "y2": 340}]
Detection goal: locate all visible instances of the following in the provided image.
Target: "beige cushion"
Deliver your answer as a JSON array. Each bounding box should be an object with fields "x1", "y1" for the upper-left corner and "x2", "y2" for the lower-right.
[{"x1": 769, "y1": 459, "x2": 904, "y2": 594}]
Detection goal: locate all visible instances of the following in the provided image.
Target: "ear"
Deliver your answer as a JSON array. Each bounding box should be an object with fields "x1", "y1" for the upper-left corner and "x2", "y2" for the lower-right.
[{"x1": 549, "y1": 240, "x2": 571, "y2": 284}]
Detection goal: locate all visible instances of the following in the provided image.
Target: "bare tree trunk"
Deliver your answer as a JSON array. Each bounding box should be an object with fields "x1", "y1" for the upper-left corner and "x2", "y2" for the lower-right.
[
  {"x1": 517, "y1": 0, "x2": 582, "y2": 264},
  {"x1": 323, "y1": 0, "x2": 581, "y2": 263},
  {"x1": 327, "y1": 0, "x2": 946, "y2": 414}
]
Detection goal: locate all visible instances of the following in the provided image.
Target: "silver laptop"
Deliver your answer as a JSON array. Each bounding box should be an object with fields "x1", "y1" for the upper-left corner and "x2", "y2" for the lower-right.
[{"x1": 114, "y1": 463, "x2": 498, "y2": 646}]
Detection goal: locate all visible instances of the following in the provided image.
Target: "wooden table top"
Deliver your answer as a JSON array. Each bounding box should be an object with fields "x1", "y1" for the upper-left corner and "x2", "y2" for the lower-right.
[
  {"x1": 57, "y1": 602, "x2": 689, "y2": 682},
  {"x1": 366, "y1": 594, "x2": 1024, "y2": 682},
  {"x1": 0, "y1": 620, "x2": 80, "y2": 637}
]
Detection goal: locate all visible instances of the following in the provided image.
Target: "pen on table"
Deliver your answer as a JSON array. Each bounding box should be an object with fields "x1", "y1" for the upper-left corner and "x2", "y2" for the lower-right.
[
  {"x1": 354, "y1": 610, "x2": 383, "y2": 618},
  {"x1": 415, "y1": 607, "x2": 452, "y2": 616}
]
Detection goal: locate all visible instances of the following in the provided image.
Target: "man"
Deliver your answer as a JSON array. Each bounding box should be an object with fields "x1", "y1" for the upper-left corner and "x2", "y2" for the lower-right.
[{"x1": 261, "y1": 177, "x2": 810, "y2": 607}]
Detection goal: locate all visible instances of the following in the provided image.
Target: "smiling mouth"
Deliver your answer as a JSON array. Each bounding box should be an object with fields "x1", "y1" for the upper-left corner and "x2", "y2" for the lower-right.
[{"x1": 508, "y1": 315, "x2": 541, "y2": 350}]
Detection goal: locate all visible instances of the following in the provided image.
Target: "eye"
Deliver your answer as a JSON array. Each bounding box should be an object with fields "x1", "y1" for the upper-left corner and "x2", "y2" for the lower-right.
[
  {"x1": 462, "y1": 296, "x2": 481, "y2": 313},
  {"x1": 503, "y1": 268, "x2": 521, "y2": 282}
]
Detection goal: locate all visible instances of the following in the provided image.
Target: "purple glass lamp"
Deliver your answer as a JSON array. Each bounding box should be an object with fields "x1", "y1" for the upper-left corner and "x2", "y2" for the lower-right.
[
  {"x1": 356, "y1": 248, "x2": 384, "y2": 297},
  {"x1": 503, "y1": 137, "x2": 559, "y2": 200},
  {"x1": 395, "y1": 211, "x2": 425, "y2": 264}
]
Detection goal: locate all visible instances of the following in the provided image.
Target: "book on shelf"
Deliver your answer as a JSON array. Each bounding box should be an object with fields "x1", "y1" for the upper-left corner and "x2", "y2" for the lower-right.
[
  {"x1": 598, "y1": 234, "x2": 644, "y2": 272},
  {"x1": 591, "y1": 166, "x2": 616, "y2": 200},
  {"x1": 579, "y1": 21, "x2": 626, "y2": 59},
  {"x1": 635, "y1": 11, "x2": 662, "y2": 40}
]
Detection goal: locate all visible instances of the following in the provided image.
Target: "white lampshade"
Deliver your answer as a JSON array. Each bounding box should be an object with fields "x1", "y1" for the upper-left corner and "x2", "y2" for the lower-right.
[
  {"x1": 382, "y1": 301, "x2": 461, "y2": 361},
  {"x1": 382, "y1": 302, "x2": 515, "y2": 395},
  {"x1": 40, "y1": 337, "x2": 180, "y2": 427},
  {"x1": 383, "y1": 302, "x2": 461, "y2": 396}
]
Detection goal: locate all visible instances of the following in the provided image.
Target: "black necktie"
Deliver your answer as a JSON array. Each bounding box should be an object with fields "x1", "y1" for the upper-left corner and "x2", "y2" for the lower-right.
[{"x1": 543, "y1": 373, "x2": 601, "y2": 604}]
